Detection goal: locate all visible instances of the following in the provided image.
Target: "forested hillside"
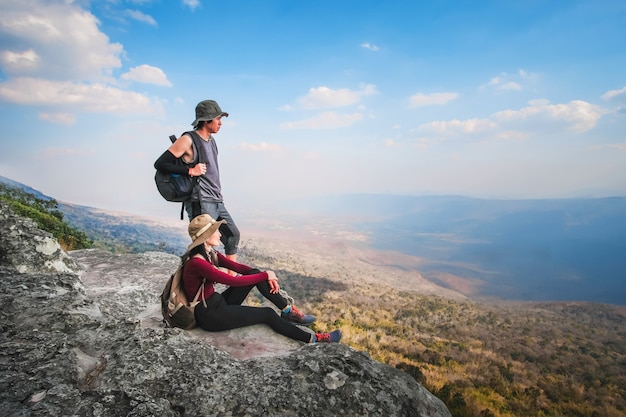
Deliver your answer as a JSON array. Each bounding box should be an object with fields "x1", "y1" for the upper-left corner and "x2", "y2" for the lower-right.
[
  {"x1": 240, "y1": 237, "x2": 626, "y2": 417},
  {"x1": 0, "y1": 182, "x2": 92, "y2": 250},
  {"x1": 0, "y1": 175, "x2": 187, "y2": 254}
]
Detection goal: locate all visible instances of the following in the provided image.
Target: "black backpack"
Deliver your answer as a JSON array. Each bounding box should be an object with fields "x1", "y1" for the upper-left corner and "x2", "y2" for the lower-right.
[{"x1": 154, "y1": 133, "x2": 202, "y2": 218}]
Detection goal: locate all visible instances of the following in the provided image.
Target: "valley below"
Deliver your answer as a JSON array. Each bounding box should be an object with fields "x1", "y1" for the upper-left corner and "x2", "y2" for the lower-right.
[{"x1": 234, "y1": 230, "x2": 626, "y2": 417}]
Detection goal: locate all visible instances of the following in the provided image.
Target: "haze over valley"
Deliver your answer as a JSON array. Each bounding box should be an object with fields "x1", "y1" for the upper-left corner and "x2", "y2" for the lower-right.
[{"x1": 236, "y1": 194, "x2": 626, "y2": 306}]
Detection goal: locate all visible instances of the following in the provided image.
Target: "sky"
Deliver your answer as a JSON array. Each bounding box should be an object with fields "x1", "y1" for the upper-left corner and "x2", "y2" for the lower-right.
[{"x1": 0, "y1": 0, "x2": 625, "y2": 222}]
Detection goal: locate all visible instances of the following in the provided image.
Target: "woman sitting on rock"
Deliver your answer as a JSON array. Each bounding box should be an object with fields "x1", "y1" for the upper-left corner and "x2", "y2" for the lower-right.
[{"x1": 182, "y1": 214, "x2": 342, "y2": 343}]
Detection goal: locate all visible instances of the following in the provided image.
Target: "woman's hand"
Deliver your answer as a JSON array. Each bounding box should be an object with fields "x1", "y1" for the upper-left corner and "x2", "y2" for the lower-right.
[{"x1": 267, "y1": 270, "x2": 280, "y2": 294}]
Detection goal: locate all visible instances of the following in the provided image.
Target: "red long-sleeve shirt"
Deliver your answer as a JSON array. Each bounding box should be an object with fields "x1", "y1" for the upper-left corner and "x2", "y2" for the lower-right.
[{"x1": 182, "y1": 252, "x2": 268, "y2": 302}]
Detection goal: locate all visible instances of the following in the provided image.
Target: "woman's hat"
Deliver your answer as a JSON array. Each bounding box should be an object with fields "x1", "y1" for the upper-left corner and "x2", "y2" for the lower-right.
[
  {"x1": 187, "y1": 214, "x2": 226, "y2": 250},
  {"x1": 191, "y1": 99, "x2": 229, "y2": 128}
]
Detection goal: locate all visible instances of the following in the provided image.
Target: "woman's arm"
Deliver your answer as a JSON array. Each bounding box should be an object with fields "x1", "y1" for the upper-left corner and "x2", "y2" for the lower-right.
[
  {"x1": 215, "y1": 252, "x2": 261, "y2": 275},
  {"x1": 187, "y1": 257, "x2": 268, "y2": 287},
  {"x1": 214, "y1": 252, "x2": 280, "y2": 294}
]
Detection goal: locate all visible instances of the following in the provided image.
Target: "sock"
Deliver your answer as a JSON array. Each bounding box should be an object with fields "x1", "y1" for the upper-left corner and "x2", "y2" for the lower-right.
[
  {"x1": 282, "y1": 305, "x2": 291, "y2": 314},
  {"x1": 311, "y1": 334, "x2": 317, "y2": 343}
]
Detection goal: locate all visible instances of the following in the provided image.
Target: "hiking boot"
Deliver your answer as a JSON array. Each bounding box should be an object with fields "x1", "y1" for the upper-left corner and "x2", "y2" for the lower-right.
[
  {"x1": 314, "y1": 329, "x2": 342, "y2": 343},
  {"x1": 281, "y1": 305, "x2": 316, "y2": 326}
]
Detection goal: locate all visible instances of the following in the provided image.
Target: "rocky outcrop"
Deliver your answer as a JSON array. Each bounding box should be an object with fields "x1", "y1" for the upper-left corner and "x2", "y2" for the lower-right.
[
  {"x1": 0, "y1": 202, "x2": 77, "y2": 274},
  {"x1": 0, "y1": 201, "x2": 452, "y2": 417}
]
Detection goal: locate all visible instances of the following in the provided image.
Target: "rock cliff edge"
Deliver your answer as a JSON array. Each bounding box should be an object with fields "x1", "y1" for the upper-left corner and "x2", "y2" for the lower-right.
[{"x1": 0, "y1": 201, "x2": 451, "y2": 417}]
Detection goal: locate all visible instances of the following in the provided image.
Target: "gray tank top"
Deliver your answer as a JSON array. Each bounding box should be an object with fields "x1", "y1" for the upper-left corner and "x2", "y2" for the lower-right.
[{"x1": 186, "y1": 131, "x2": 222, "y2": 203}]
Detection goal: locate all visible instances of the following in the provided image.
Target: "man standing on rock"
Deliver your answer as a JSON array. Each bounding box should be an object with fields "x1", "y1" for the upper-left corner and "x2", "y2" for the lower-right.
[{"x1": 154, "y1": 99, "x2": 240, "y2": 264}]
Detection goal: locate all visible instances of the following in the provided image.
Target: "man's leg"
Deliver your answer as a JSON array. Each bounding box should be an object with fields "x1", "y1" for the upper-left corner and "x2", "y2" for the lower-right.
[
  {"x1": 215, "y1": 202, "x2": 240, "y2": 260},
  {"x1": 200, "y1": 201, "x2": 240, "y2": 270}
]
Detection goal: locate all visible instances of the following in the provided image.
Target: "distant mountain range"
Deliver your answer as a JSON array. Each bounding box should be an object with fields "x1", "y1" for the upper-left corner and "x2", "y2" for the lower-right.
[
  {"x1": 0, "y1": 175, "x2": 54, "y2": 201},
  {"x1": 276, "y1": 193, "x2": 626, "y2": 306},
  {"x1": 58, "y1": 202, "x2": 188, "y2": 254},
  {"x1": 0, "y1": 175, "x2": 188, "y2": 255}
]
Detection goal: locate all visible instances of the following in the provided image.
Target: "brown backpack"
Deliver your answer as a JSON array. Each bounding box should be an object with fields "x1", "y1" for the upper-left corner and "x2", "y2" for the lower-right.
[{"x1": 161, "y1": 265, "x2": 205, "y2": 330}]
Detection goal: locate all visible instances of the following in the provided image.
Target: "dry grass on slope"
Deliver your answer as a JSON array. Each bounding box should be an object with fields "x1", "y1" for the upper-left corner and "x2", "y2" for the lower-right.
[{"x1": 239, "y1": 235, "x2": 626, "y2": 417}]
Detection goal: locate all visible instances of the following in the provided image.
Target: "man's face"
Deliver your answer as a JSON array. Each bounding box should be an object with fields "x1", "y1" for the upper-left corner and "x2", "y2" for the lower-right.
[{"x1": 207, "y1": 116, "x2": 223, "y2": 134}]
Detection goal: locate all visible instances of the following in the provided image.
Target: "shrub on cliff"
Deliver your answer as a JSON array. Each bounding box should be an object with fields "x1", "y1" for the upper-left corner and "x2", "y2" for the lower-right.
[{"x1": 0, "y1": 183, "x2": 92, "y2": 250}]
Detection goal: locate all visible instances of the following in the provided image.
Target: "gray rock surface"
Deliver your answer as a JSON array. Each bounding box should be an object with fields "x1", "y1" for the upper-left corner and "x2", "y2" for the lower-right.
[
  {"x1": 0, "y1": 202, "x2": 77, "y2": 274},
  {"x1": 0, "y1": 201, "x2": 452, "y2": 417},
  {"x1": 70, "y1": 248, "x2": 307, "y2": 361}
]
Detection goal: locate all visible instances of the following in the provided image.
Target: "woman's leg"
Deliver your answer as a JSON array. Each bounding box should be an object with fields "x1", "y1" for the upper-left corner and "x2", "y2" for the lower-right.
[
  {"x1": 195, "y1": 293, "x2": 311, "y2": 343},
  {"x1": 221, "y1": 282, "x2": 287, "y2": 309},
  {"x1": 221, "y1": 285, "x2": 256, "y2": 306},
  {"x1": 222, "y1": 282, "x2": 315, "y2": 326}
]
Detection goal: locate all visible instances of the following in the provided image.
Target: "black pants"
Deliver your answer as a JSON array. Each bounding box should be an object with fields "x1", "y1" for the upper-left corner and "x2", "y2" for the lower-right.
[{"x1": 194, "y1": 281, "x2": 312, "y2": 343}]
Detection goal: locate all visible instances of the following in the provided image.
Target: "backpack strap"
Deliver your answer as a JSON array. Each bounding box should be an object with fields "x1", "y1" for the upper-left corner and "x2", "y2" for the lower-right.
[
  {"x1": 173, "y1": 131, "x2": 205, "y2": 220},
  {"x1": 192, "y1": 278, "x2": 207, "y2": 308},
  {"x1": 180, "y1": 259, "x2": 208, "y2": 309},
  {"x1": 185, "y1": 131, "x2": 205, "y2": 165},
  {"x1": 167, "y1": 132, "x2": 201, "y2": 164}
]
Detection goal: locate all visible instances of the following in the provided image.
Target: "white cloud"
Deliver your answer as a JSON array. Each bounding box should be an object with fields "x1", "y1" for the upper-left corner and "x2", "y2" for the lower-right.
[
  {"x1": 280, "y1": 111, "x2": 363, "y2": 130},
  {"x1": 126, "y1": 10, "x2": 157, "y2": 26},
  {"x1": 0, "y1": 1, "x2": 123, "y2": 81},
  {"x1": 0, "y1": 1, "x2": 164, "y2": 117},
  {"x1": 409, "y1": 92, "x2": 459, "y2": 108},
  {"x1": 494, "y1": 131, "x2": 529, "y2": 141},
  {"x1": 296, "y1": 84, "x2": 377, "y2": 109},
  {"x1": 493, "y1": 99, "x2": 603, "y2": 133},
  {"x1": 282, "y1": 84, "x2": 375, "y2": 129},
  {"x1": 0, "y1": 49, "x2": 39, "y2": 72},
  {"x1": 482, "y1": 69, "x2": 537, "y2": 92},
  {"x1": 38, "y1": 112, "x2": 76, "y2": 125},
  {"x1": 601, "y1": 86, "x2": 626, "y2": 101},
  {"x1": 361, "y1": 42, "x2": 379, "y2": 51},
  {"x1": 498, "y1": 82, "x2": 522, "y2": 91},
  {"x1": 419, "y1": 118, "x2": 497, "y2": 135},
  {"x1": 238, "y1": 142, "x2": 282, "y2": 152},
  {"x1": 182, "y1": 0, "x2": 201, "y2": 11},
  {"x1": 418, "y1": 99, "x2": 603, "y2": 140},
  {"x1": 121, "y1": 64, "x2": 172, "y2": 86},
  {"x1": 0, "y1": 77, "x2": 161, "y2": 114}
]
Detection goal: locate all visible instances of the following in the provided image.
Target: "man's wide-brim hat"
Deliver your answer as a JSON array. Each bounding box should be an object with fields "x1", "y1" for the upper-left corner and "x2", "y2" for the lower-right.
[
  {"x1": 191, "y1": 99, "x2": 229, "y2": 128},
  {"x1": 188, "y1": 214, "x2": 226, "y2": 250}
]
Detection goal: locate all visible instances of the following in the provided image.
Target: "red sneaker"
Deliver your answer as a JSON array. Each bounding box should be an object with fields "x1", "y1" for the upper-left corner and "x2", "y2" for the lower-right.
[
  {"x1": 314, "y1": 329, "x2": 342, "y2": 343},
  {"x1": 281, "y1": 305, "x2": 316, "y2": 326}
]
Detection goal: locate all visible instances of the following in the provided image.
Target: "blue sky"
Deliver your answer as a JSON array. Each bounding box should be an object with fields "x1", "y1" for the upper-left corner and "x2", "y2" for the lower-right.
[{"x1": 0, "y1": 0, "x2": 625, "y2": 221}]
